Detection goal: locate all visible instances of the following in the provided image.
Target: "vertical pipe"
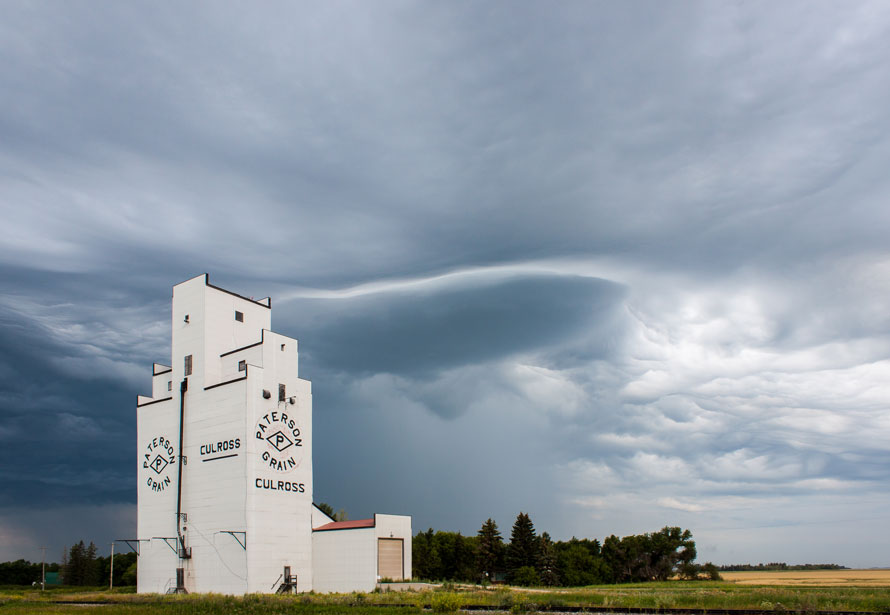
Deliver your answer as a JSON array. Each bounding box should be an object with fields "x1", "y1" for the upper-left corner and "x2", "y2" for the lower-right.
[{"x1": 176, "y1": 378, "x2": 188, "y2": 571}]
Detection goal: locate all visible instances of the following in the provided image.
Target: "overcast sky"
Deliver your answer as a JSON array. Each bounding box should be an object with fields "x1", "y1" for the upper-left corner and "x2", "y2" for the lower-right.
[{"x1": 2, "y1": 1, "x2": 890, "y2": 568}]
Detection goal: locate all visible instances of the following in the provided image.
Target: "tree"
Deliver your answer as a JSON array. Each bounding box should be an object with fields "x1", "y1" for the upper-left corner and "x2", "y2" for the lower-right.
[
  {"x1": 506, "y1": 512, "x2": 538, "y2": 583},
  {"x1": 317, "y1": 502, "x2": 348, "y2": 521},
  {"x1": 121, "y1": 561, "x2": 138, "y2": 586},
  {"x1": 648, "y1": 526, "x2": 696, "y2": 581},
  {"x1": 412, "y1": 528, "x2": 441, "y2": 580},
  {"x1": 61, "y1": 541, "x2": 100, "y2": 586},
  {"x1": 0, "y1": 559, "x2": 44, "y2": 585},
  {"x1": 449, "y1": 533, "x2": 477, "y2": 581},
  {"x1": 97, "y1": 551, "x2": 138, "y2": 586},
  {"x1": 537, "y1": 532, "x2": 560, "y2": 586},
  {"x1": 556, "y1": 541, "x2": 604, "y2": 586},
  {"x1": 701, "y1": 562, "x2": 722, "y2": 581},
  {"x1": 84, "y1": 542, "x2": 100, "y2": 586},
  {"x1": 600, "y1": 528, "x2": 698, "y2": 583},
  {"x1": 512, "y1": 565, "x2": 540, "y2": 587},
  {"x1": 476, "y1": 518, "x2": 504, "y2": 583}
]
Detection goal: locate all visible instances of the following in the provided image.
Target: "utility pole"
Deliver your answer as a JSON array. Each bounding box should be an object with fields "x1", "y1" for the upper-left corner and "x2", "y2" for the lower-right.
[
  {"x1": 40, "y1": 546, "x2": 46, "y2": 590},
  {"x1": 109, "y1": 542, "x2": 115, "y2": 590}
]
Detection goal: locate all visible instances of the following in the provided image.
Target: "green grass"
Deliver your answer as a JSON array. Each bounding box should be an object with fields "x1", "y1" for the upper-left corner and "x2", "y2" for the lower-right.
[{"x1": 1, "y1": 582, "x2": 889, "y2": 614}]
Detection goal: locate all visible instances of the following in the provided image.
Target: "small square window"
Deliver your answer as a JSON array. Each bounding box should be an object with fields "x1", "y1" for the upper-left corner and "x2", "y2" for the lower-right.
[
  {"x1": 278, "y1": 383, "x2": 286, "y2": 402},
  {"x1": 167, "y1": 381, "x2": 172, "y2": 391},
  {"x1": 235, "y1": 310, "x2": 244, "y2": 322},
  {"x1": 238, "y1": 360, "x2": 246, "y2": 372},
  {"x1": 184, "y1": 354, "x2": 193, "y2": 376}
]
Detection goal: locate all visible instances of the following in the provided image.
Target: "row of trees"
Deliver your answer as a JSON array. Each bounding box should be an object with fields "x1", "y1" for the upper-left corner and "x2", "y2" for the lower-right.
[
  {"x1": 0, "y1": 559, "x2": 60, "y2": 585},
  {"x1": 0, "y1": 541, "x2": 137, "y2": 586},
  {"x1": 718, "y1": 562, "x2": 846, "y2": 571},
  {"x1": 414, "y1": 513, "x2": 720, "y2": 586},
  {"x1": 62, "y1": 541, "x2": 138, "y2": 586}
]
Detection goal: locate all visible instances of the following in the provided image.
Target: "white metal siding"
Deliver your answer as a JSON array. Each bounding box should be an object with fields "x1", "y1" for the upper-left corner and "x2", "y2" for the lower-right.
[{"x1": 312, "y1": 528, "x2": 376, "y2": 593}]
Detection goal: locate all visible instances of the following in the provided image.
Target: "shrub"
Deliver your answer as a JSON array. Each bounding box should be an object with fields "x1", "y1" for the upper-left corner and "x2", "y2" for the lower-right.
[
  {"x1": 431, "y1": 591, "x2": 464, "y2": 613},
  {"x1": 511, "y1": 598, "x2": 539, "y2": 613},
  {"x1": 511, "y1": 566, "x2": 540, "y2": 587}
]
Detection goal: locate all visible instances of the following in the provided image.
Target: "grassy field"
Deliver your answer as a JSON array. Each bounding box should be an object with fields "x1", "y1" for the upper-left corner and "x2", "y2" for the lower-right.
[
  {"x1": 2, "y1": 571, "x2": 890, "y2": 614},
  {"x1": 721, "y1": 570, "x2": 890, "y2": 586}
]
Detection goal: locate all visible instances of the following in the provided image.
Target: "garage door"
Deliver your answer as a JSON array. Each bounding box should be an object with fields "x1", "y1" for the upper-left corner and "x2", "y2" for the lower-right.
[{"x1": 377, "y1": 538, "x2": 404, "y2": 580}]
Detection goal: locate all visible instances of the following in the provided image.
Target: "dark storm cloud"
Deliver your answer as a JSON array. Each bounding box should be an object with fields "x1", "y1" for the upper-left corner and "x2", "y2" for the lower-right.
[
  {"x1": 284, "y1": 275, "x2": 625, "y2": 378},
  {"x1": 0, "y1": 302, "x2": 136, "y2": 509}
]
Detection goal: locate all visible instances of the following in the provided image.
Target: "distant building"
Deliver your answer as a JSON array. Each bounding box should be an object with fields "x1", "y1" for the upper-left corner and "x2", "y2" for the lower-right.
[
  {"x1": 135, "y1": 274, "x2": 411, "y2": 594},
  {"x1": 44, "y1": 572, "x2": 61, "y2": 586}
]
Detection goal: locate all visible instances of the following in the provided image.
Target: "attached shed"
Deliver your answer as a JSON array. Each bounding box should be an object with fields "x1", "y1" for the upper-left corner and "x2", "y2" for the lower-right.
[{"x1": 312, "y1": 513, "x2": 412, "y2": 593}]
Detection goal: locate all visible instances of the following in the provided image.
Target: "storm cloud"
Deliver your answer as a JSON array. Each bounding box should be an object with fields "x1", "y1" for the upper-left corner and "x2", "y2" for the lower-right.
[{"x1": 1, "y1": 1, "x2": 889, "y2": 567}]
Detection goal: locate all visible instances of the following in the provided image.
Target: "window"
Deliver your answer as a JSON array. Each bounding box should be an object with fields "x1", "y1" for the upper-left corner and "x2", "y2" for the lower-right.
[
  {"x1": 238, "y1": 360, "x2": 246, "y2": 372},
  {"x1": 235, "y1": 310, "x2": 244, "y2": 322},
  {"x1": 167, "y1": 381, "x2": 172, "y2": 391},
  {"x1": 280, "y1": 344, "x2": 285, "y2": 351},
  {"x1": 184, "y1": 354, "x2": 193, "y2": 376},
  {"x1": 278, "y1": 383, "x2": 286, "y2": 402}
]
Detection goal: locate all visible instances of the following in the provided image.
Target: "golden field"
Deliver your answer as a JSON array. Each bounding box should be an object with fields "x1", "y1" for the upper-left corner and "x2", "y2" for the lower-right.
[{"x1": 722, "y1": 569, "x2": 890, "y2": 586}]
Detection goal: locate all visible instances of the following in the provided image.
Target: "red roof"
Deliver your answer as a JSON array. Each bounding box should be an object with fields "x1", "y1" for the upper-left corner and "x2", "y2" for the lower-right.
[{"x1": 314, "y1": 518, "x2": 375, "y2": 532}]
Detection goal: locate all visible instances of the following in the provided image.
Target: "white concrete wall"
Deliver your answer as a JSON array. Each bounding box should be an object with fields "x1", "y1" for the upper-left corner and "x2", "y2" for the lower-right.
[
  {"x1": 201, "y1": 279, "x2": 270, "y2": 387},
  {"x1": 311, "y1": 504, "x2": 335, "y2": 529},
  {"x1": 180, "y1": 380, "x2": 250, "y2": 593},
  {"x1": 221, "y1": 344, "x2": 263, "y2": 382},
  {"x1": 171, "y1": 276, "x2": 206, "y2": 390},
  {"x1": 245, "y1": 361, "x2": 313, "y2": 593},
  {"x1": 151, "y1": 364, "x2": 172, "y2": 399},
  {"x1": 136, "y1": 396, "x2": 179, "y2": 593},
  {"x1": 312, "y1": 528, "x2": 376, "y2": 593}
]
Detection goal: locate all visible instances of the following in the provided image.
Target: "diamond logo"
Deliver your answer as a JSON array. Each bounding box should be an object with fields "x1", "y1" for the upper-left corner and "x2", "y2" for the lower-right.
[
  {"x1": 149, "y1": 454, "x2": 169, "y2": 475},
  {"x1": 266, "y1": 430, "x2": 293, "y2": 452}
]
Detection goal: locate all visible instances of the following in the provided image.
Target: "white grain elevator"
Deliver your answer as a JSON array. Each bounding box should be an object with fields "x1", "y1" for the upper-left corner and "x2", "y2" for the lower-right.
[{"x1": 135, "y1": 274, "x2": 410, "y2": 594}]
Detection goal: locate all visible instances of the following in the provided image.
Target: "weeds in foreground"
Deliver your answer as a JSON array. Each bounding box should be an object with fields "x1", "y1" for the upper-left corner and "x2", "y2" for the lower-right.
[
  {"x1": 2, "y1": 581, "x2": 890, "y2": 614},
  {"x1": 430, "y1": 591, "x2": 464, "y2": 612}
]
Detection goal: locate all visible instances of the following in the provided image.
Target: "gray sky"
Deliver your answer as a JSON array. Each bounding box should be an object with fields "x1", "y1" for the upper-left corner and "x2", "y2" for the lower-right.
[{"x1": 2, "y1": 1, "x2": 890, "y2": 567}]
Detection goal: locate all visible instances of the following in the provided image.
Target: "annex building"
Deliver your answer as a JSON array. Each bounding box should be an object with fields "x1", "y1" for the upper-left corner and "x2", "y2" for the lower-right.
[{"x1": 135, "y1": 274, "x2": 411, "y2": 594}]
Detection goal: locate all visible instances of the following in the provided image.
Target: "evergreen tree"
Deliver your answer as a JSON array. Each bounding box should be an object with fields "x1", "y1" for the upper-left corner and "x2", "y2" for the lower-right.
[
  {"x1": 62, "y1": 541, "x2": 83, "y2": 585},
  {"x1": 84, "y1": 542, "x2": 100, "y2": 586},
  {"x1": 537, "y1": 532, "x2": 560, "y2": 586},
  {"x1": 60, "y1": 547, "x2": 69, "y2": 584},
  {"x1": 506, "y1": 512, "x2": 538, "y2": 583},
  {"x1": 475, "y1": 518, "x2": 503, "y2": 582},
  {"x1": 61, "y1": 541, "x2": 100, "y2": 586}
]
